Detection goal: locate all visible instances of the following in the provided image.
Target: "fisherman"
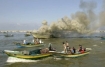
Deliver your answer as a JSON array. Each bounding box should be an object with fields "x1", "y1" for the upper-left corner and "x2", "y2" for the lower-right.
[
  {"x1": 36, "y1": 38, "x2": 39, "y2": 42},
  {"x1": 79, "y1": 45, "x2": 82, "y2": 52},
  {"x1": 40, "y1": 48, "x2": 49, "y2": 54},
  {"x1": 66, "y1": 41, "x2": 69, "y2": 46},
  {"x1": 34, "y1": 41, "x2": 37, "y2": 44},
  {"x1": 36, "y1": 38, "x2": 40, "y2": 44},
  {"x1": 48, "y1": 43, "x2": 56, "y2": 51},
  {"x1": 72, "y1": 47, "x2": 76, "y2": 54},
  {"x1": 65, "y1": 41, "x2": 70, "y2": 49},
  {"x1": 34, "y1": 38, "x2": 39, "y2": 44},
  {"x1": 23, "y1": 40, "x2": 26, "y2": 44},
  {"x1": 78, "y1": 45, "x2": 85, "y2": 53},
  {"x1": 65, "y1": 41, "x2": 71, "y2": 54},
  {"x1": 63, "y1": 42, "x2": 67, "y2": 53},
  {"x1": 39, "y1": 39, "x2": 42, "y2": 44}
]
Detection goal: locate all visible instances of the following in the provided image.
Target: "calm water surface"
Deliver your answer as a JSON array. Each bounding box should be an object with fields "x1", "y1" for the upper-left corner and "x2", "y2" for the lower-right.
[{"x1": 0, "y1": 32, "x2": 105, "y2": 67}]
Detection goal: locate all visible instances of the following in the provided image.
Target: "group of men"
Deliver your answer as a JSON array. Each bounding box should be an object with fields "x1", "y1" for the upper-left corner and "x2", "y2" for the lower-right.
[
  {"x1": 32, "y1": 38, "x2": 43, "y2": 44},
  {"x1": 23, "y1": 38, "x2": 43, "y2": 45},
  {"x1": 63, "y1": 41, "x2": 86, "y2": 54}
]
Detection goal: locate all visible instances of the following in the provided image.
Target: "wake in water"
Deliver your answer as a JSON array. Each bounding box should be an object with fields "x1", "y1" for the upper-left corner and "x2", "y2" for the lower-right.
[{"x1": 6, "y1": 57, "x2": 39, "y2": 63}]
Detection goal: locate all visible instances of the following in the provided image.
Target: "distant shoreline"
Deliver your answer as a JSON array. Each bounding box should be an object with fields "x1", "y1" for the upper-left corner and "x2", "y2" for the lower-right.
[{"x1": 0, "y1": 30, "x2": 34, "y2": 33}]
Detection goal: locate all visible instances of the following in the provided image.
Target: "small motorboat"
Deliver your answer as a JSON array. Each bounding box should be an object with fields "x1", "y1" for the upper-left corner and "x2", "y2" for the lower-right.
[
  {"x1": 3, "y1": 49, "x2": 52, "y2": 60},
  {"x1": 4, "y1": 34, "x2": 13, "y2": 37},
  {"x1": 15, "y1": 43, "x2": 44, "y2": 48},
  {"x1": 59, "y1": 51, "x2": 90, "y2": 58},
  {"x1": 54, "y1": 48, "x2": 91, "y2": 58}
]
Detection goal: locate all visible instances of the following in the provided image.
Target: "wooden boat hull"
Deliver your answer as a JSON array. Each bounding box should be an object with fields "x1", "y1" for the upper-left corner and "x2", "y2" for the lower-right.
[
  {"x1": 25, "y1": 34, "x2": 31, "y2": 36},
  {"x1": 15, "y1": 54, "x2": 51, "y2": 59},
  {"x1": 4, "y1": 35, "x2": 13, "y2": 37},
  {"x1": 16, "y1": 43, "x2": 44, "y2": 48},
  {"x1": 55, "y1": 51, "x2": 90, "y2": 58},
  {"x1": 32, "y1": 33, "x2": 51, "y2": 39},
  {"x1": 4, "y1": 50, "x2": 52, "y2": 60},
  {"x1": 25, "y1": 33, "x2": 31, "y2": 36}
]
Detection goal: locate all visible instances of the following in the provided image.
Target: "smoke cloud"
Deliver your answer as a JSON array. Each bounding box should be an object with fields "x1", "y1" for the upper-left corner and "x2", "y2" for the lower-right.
[
  {"x1": 37, "y1": 20, "x2": 49, "y2": 33},
  {"x1": 102, "y1": 0, "x2": 105, "y2": 10},
  {"x1": 99, "y1": 0, "x2": 105, "y2": 27},
  {"x1": 36, "y1": 0, "x2": 105, "y2": 37}
]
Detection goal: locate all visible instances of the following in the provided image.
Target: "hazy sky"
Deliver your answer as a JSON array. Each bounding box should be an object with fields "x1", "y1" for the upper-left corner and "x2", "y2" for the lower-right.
[{"x1": 0, "y1": 0, "x2": 103, "y2": 30}]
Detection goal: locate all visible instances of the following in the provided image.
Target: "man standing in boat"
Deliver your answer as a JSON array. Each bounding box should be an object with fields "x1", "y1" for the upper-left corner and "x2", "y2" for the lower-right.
[
  {"x1": 65, "y1": 41, "x2": 72, "y2": 54},
  {"x1": 63, "y1": 42, "x2": 67, "y2": 53}
]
